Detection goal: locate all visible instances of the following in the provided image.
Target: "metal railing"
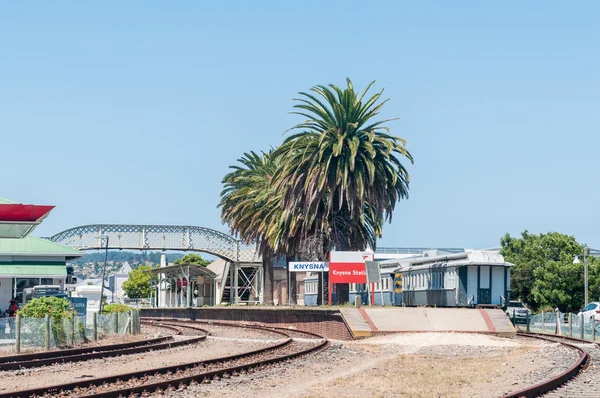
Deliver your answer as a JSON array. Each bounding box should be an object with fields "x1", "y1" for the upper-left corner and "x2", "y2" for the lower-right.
[{"x1": 511, "y1": 309, "x2": 599, "y2": 341}]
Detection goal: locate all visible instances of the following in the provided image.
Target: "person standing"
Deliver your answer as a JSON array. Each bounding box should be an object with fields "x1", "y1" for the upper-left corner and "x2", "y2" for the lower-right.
[{"x1": 8, "y1": 298, "x2": 18, "y2": 317}]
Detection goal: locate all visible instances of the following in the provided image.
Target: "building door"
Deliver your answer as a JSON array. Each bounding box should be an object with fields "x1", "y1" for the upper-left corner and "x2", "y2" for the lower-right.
[
  {"x1": 491, "y1": 267, "x2": 505, "y2": 305},
  {"x1": 466, "y1": 266, "x2": 478, "y2": 305},
  {"x1": 478, "y1": 266, "x2": 491, "y2": 304}
]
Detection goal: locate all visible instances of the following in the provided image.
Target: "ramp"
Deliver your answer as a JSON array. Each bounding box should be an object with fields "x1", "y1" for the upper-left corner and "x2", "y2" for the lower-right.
[
  {"x1": 340, "y1": 307, "x2": 516, "y2": 338},
  {"x1": 339, "y1": 308, "x2": 373, "y2": 338}
]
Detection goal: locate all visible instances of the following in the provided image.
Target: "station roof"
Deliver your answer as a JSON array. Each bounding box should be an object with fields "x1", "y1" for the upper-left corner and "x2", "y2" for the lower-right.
[
  {"x1": 0, "y1": 235, "x2": 83, "y2": 259},
  {"x1": 0, "y1": 197, "x2": 55, "y2": 238},
  {"x1": 146, "y1": 263, "x2": 218, "y2": 280},
  {"x1": 383, "y1": 250, "x2": 514, "y2": 272}
]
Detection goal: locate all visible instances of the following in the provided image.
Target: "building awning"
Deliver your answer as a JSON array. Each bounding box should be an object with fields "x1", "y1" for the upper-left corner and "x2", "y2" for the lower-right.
[
  {"x1": 0, "y1": 201, "x2": 55, "y2": 239},
  {"x1": 0, "y1": 264, "x2": 67, "y2": 278}
]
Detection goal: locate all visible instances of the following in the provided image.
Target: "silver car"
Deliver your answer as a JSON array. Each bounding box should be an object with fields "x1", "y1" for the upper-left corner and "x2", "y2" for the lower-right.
[{"x1": 505, "y1": 300, "x2": 531, "y2": 323}]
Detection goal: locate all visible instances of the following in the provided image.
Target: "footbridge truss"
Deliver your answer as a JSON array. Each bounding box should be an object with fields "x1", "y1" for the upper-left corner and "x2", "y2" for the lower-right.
[{"x1": 48, "y1": 224, "x2": 261, "y2": 263}]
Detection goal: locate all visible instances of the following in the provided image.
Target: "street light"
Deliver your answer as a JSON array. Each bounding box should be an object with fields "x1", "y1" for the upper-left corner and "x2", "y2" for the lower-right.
[
  {"x1": 97, "y1": 236, "x2": 110, "y2": 314},
  {"x1": 573, "y1": 246, "x2": 589, "y2": 306}
]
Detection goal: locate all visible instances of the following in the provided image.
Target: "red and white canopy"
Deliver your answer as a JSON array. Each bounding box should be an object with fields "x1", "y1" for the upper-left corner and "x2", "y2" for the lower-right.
[{"x1": 0, "y1": 203, "x2": 55, "y2": 239}]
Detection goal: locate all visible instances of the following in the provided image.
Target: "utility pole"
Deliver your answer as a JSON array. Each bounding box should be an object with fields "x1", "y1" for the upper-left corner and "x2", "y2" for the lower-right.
[
  {"x1": 584, "y1": 246, "x2": 589, "y2": 306},
  {"x1": 98, "y1": 236, "x2": 109, "y2": 314}
]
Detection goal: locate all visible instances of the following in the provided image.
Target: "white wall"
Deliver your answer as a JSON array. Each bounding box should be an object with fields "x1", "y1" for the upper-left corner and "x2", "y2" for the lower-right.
[{"x1": 0, "y1": 278, "x2": 12, "y2": 314}]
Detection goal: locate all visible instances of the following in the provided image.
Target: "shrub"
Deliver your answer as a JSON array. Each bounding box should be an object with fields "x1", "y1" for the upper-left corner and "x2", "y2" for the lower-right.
[
  {"x1": 18, "y1": 297, "x2": 75, "y2": 347},
  {"x1": 103, "y1": 304, "x2": 133, "y2": 313},
  {"x1": 18, "y1": 296, "x2": 73, "y2": 319}
]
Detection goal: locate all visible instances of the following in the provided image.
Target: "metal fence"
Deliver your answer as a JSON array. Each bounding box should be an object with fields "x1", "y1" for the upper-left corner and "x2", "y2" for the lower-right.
[
  {"x1": 513, "y1": 310, "x2": 600, "y2": 341},
  {"x1": 0, "y1": 310, "x2": 141, "y2": 353}
]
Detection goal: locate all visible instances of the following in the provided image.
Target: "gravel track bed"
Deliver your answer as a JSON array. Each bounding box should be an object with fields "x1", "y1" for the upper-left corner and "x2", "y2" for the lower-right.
[
  {"x1": 0, "y1": 335, "x2": 276, "y2": 394},
  {"x1": 163, "y1": 322, "x2": 287, "y2": 340},
  {"x1": 542, "y1": 339, "x2": 600, "y2": 397},
  {"x1": 181, "y1": 333, "x2": 578, "y2": 398},
  {"x1": 54, "y1": 340, "x2": 321, "y2": 397}
]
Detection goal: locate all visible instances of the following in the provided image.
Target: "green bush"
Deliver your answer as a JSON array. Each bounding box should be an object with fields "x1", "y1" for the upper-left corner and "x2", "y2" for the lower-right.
[
  {"x1": 18, "y1": 297, "x2": 75, "y2": 347},
  {"x1": 19, "y1": 296, "x2": 74, "y2": 319},
  {"x1": 102, "y1": 304, "x2": 133, "y2": 313}
]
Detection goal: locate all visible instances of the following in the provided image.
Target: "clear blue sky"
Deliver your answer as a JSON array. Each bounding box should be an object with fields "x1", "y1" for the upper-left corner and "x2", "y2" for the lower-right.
[{"x1": 2, "y1": 1, "x2": 599, "y2": 249}]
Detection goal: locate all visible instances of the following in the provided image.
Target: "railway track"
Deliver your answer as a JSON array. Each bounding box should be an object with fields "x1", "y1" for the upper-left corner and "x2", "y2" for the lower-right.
[
  {"x1": 503, "y1": 332, "x2": 595, "y2": 398},
  {"x1": 0, "y1": 319, "x2": 327, "y2": 398},
  {"x1": 0, "y1": 322, "x2": 206, "y2": 372}
]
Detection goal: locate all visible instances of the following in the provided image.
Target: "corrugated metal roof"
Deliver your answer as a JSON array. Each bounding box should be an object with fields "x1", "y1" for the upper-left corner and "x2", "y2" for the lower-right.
[
  {"x1": 0, "y1": 235, "x2": 82, "y2": 256},
  {"x1": 0, "y1": 264, "x2": 67, "y2": 277}
]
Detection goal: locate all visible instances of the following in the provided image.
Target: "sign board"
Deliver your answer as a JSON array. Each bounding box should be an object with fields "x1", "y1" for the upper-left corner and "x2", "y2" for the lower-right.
[
  {"x1": 365, "y1": 261, "x2": 382, "y2": 283},
  {"x1": 289, "y1": 262, "x2": 329, "y2": 272},
  {"x1": 68, "y1": 297, "x2": 87, "y2": 317},
  {"x1": 329, "y1": 251, "x2": 374, "y2": 283},
  {"x1": 394, "y1": 273, "x2": 403, "y2": 293}
]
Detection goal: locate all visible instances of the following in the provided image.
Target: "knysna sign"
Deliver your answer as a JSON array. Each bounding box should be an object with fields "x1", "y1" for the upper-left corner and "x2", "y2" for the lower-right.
[
  {"x1": 289, "y1": 262, "x2": 329, "y2": 272},
  {"x1": 328, "y1": 251, "x2": 374, "y2": 283}
]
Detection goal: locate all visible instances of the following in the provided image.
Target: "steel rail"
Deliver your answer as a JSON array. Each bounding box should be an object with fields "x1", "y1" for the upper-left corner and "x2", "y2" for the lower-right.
[
  {"x1": 78, "y1": 333, "x2": 328, "y2": 398},
  {"x1": 145, "y1": 317, "x2": 325, "y2": 339},
  {"x1": 0, "y1": 326, "x2": 293, "y2": 397},
  {"x1": 0, "y1": 336, "x2": 173, "y2": 366},
  {"x1": 502, "y1": 332, "x2": 591, "y2": 398},
  {"x1": 0, "y1": 321, "x2": 208, "y2": 372},
  {"x1": 0, "y1": 320, "x2": 326, "y2": 398}
]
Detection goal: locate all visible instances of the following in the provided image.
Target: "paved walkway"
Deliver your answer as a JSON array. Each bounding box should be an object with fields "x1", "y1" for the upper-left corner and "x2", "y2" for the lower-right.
[{"x1": 340, "y1": 307, "x2": 516, "y2": 338}]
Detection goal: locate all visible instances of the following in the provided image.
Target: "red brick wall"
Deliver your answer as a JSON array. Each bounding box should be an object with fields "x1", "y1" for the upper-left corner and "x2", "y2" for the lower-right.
[{"x1": 140, "y1": 308, "x2": 353, "y2": 340}]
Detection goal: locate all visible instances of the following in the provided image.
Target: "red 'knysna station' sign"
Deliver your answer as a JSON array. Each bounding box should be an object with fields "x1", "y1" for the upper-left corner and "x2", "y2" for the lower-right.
[{"x1": 329, "y1": 251, "x2": 374, "y2": 283}]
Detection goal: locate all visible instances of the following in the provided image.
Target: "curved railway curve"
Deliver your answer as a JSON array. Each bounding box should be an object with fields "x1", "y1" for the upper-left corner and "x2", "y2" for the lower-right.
[
  {"x1": 0, "y1": 318, "x2": 327, "y2": 398},
  {"x1": 0, "y1": 324, "x2": 207, "y2": 372},
  {"x1": 503, "y1": 332, "x2": 600, "y2": 398}
]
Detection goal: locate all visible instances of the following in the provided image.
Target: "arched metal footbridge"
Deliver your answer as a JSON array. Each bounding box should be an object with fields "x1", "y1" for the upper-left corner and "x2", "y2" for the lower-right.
[
  {"x1": 48, "y1": 224, "x2": 261, "y2": 263},
  {"x1": 49, "y1": 224, "x2": 263, "y2": 305}
]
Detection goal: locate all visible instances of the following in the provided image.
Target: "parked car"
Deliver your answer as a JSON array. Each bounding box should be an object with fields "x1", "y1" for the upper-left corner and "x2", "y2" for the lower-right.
[
  {"x1": 577, "y1": 301, "x2": 600, "y2": 323},
  {"x1": 505, "y1": 300, "x2": 531, "y2": 324}
]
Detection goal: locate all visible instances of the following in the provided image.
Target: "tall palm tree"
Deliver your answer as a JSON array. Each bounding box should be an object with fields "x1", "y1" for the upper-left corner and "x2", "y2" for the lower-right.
[
  {"x1": 273, "y1": 78, "x2": 413, "y2": 252},
  {"x1": 219, "y1": 150, "x2": 281, "y2": 305}
]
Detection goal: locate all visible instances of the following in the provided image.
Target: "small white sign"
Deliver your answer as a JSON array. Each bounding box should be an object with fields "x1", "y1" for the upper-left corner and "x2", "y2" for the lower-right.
[{"x1": 289, "y1": 262, "x2": 329, "y2": 272}]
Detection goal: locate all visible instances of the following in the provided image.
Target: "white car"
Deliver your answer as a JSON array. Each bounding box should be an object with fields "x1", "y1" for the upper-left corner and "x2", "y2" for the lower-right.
[
  {"x1": 578, "y1": 301, "x2": 600, "y2": 323},
  {"x1": 504, "y1": 300, "x2": 531, "y2": 324}
]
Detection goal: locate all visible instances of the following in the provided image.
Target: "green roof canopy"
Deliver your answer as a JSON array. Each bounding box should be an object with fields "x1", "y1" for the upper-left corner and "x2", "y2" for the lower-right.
[
  {"x1": 0, "y1": 235, "x2": 82, "y2": 258},
  {"x1": 0, "y1": 264, "x2": 67, "y2": 277}
]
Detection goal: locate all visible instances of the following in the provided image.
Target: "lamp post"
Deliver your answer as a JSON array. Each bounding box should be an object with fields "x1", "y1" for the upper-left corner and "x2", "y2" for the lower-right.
[
  {"x1": 573, "y1": 246, "x2": 589, "y2": 306},
  {"x1": 98, "y1": 236, "x2": 110, "y2": 314}
]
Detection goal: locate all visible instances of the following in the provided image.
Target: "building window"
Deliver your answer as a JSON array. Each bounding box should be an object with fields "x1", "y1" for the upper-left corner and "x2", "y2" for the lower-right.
[{"x1": 305, "y1": 282, "x2": 318, "y2": 295}]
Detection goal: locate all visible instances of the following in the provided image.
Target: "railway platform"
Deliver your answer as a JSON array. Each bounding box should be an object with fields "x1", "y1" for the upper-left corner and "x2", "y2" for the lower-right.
[{"x1": 340, "y1": 307, "x2": 516, "y2": 338}]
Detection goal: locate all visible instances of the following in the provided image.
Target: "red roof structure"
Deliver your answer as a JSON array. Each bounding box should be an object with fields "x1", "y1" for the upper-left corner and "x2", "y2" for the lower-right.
[
  {"x1": 0, "y1": 199, "x2": 54, "y2": 238},
  {"x1": 0, "y1": 204, "x2": 55, "y2": 222}
]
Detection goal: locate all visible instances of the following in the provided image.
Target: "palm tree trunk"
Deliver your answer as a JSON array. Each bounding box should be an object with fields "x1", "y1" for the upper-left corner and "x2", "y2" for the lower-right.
[
  {"x1": 262, "y1": 250, "x2": 274, "y2": 305},
  {"x1": 287, "y1": 255, "x2": 297, "y2": 305}
]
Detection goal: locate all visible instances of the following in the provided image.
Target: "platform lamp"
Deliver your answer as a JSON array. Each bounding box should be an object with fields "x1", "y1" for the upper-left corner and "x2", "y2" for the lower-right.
[
  {"x1": 573, "y1": 246, "x2": 589, "y2": 306},
  {"x1": 97, "y1": 235, "x2": 110, "y2": 314}
]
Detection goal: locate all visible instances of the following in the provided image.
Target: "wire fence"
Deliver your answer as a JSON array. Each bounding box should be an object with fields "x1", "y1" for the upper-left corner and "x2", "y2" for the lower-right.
[
  {"x1": 513, "y1": 310, "x2": 600, "y2": 341},
  {"x1": 0, "y1": 310, "x2": 141, "y2": 353}
]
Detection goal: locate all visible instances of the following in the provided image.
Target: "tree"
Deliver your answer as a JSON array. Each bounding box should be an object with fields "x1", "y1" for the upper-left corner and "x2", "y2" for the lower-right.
[
  {"x1": 174, "y1": 253, "x2": 211, "y2": 267},
  {"x1": 500, "y1": 231, "x2": 598, "y2": 313},
  {"x1": 219, "y1": 150, "x2": 282, "y2": 304},
  {"x1": 273, "y1": 78, "x2": 413, "y2": 252},
  {"x1": 122, "y1": 265, "x2": 154, "y2": 299}
]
